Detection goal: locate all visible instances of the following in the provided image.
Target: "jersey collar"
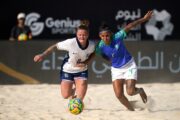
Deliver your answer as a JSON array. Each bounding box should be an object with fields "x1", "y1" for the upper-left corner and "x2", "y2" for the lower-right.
[{"x1": 76, "y1": 37, "x2": 89, "y2": 50}]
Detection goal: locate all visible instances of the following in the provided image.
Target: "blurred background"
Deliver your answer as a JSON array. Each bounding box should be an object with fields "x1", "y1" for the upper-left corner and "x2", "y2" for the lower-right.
[{"x1": 0, "y1": 0, "x2": 179, "y2": 84}]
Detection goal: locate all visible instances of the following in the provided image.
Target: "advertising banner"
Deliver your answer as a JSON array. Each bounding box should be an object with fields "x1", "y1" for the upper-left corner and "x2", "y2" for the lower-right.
[
  {"x1": 0, "y1": 0, "x2": 179, "y2": 41},
  {"x1": 0, "y1": 41, "x2": 179, "y2": 84}
]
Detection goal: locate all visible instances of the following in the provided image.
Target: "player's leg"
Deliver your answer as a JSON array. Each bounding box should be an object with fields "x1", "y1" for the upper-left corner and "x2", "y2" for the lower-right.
[
  {"x1": 60, "y1": 80, "x2": 74, "y2": 99},
  {"x1": 111, "y1": 64, "x2": 135, "y2": 111},
  {"x1": 60, "y1": 71, "x2": 75, "y2": 99},
  {"x1": 74, "y1": 79, "x2": 87, "y2": 101},
  {"x1": 74, "y1": 70, "x2": 88, "y2": 101},
  {"x1": 113, "y1": 79, "x2": 134, "y2": 111},
  {"x1": 124, "y1": 60, "x2": 147, "y2": 103},
  {"x1": 125, "y1": 79, "x2": 147, "y2": 103}
]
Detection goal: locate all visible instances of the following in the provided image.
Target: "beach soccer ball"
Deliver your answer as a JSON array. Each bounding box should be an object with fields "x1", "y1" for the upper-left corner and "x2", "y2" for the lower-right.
[{"x1": 68, "y1": 98, "x2": 83, "y2": 115}]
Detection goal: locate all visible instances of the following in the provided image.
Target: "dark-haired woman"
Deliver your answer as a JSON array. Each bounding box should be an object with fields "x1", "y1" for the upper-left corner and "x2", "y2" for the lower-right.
[
  {"x1": 96, "y1": 11, "x2": 153, "y2": 111},
  {"x1": 34, "y1": 22, "x2": 95, "y2": 101}
]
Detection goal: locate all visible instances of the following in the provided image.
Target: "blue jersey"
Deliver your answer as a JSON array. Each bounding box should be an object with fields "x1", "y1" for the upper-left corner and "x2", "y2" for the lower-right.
[{"x1": 96, "y1": 30, "x2": 132, "y2": 68}]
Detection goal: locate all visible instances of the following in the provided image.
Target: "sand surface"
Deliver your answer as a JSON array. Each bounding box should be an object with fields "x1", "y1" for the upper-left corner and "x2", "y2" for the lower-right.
[{"x1": 0, "y1": 83, "x2": 180, "y2": 120}]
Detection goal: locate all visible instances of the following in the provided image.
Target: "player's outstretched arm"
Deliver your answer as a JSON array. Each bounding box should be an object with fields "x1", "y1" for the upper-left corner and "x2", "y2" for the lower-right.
[
  {"x1": 124, "y1": 10, "x2": 153, "y2": 33},
  {"x1": 34, "y1": 44, "x2": 57, "y2": 62}
]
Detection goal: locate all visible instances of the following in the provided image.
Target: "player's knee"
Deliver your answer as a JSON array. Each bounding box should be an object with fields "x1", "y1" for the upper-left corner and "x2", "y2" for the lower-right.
[
  {"x1": 62, "y1": 96, "x2": 69, "y2": 99},
  {"x1": 61, "y1": 94, "x2": 70, "y2": 99}
]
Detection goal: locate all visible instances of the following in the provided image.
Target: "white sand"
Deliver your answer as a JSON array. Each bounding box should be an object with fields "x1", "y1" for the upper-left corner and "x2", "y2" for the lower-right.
[{"x1": 0, "y1": 83, "x2": 180, "y2": 120}]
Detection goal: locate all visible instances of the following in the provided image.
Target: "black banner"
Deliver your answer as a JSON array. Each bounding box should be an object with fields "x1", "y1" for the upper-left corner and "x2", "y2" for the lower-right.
[{"x1": 0, "y1": 0, "x2": 179, "y2": 41}]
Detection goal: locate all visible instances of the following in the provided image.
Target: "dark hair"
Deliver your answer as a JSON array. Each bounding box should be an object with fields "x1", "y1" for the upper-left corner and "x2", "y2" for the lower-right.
[
  {"x1": 76, "y1": 19, "x2": 89, "y2": 32},
  {"x1": 99, "y1": 22, "x2": 111, "y2": 33}
]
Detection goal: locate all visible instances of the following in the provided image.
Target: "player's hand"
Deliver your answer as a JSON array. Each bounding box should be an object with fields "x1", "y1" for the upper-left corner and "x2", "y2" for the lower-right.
[
  {"x1": 143, "y1": 10, "x2": 153, "y2": 21},
  {"x1": 34, "y1": 54, "x2": 44, "y2": 62},
  {"x1": 76, "y1": 63, "x2": 86, "y2": 67}
]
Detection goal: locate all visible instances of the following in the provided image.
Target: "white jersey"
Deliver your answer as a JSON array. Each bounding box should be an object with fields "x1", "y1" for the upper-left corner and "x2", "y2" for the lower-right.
[{"x1": 56, "y1": 38, "x2": 95, "y2": 73}]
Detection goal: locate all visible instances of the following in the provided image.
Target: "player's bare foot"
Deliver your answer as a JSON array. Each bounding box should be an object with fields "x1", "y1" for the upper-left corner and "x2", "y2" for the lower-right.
[
  {"x1": 139, "y1": 88, "x2": 147, "y2": 103},
  {"x1": 127, "y1": 103, "x2": 135, "y2": 111}
]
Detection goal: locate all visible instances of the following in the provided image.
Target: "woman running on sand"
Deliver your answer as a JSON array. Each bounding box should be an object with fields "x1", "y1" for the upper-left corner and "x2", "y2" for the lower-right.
[
  {"x1": 95, "y1": 11, "x2": 153, "y2": 111},
  {"x1": 34, "y1": 21, "x2": 95, "y2": 102}
]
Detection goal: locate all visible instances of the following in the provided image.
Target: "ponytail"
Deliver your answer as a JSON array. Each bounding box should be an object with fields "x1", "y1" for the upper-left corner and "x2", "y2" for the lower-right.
[{"x1": 77, "y1": 19, "x2": 90, "y2": 32}]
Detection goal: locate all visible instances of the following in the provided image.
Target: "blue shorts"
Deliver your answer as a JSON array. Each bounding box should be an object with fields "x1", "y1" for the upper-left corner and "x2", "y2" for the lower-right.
[{"x1": 60, "y1": 70, "x2": 88, "y2": 82}]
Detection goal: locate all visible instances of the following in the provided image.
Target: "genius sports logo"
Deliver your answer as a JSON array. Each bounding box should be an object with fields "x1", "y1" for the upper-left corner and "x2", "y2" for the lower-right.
[
  {"x1": 25, "y1": 13, "x2": 44, "y2": 36},
  {"x1": 25, "y1": 12, "x2": 81, "y2": 36},
  {"x1": 145, "y1": 10, "x2": 174, "y2": 41}
]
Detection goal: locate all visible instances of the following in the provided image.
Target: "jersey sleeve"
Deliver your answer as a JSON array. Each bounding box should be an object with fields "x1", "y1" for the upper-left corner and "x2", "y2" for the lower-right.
[
  {"x1": 113, "y1": 29, "x2": 127, "y2": 40},
  {"x1": 95, "y1": 42, "x2": 102, "y2": 55},
  {"x1": 56, "y1": 39, "x2": 73, "y2": 51}
]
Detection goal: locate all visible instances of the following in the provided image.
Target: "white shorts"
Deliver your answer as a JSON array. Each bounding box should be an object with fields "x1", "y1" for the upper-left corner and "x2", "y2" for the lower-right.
[{"x1": 111, "y1": 59, "x2": 137, "y2": 81}]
